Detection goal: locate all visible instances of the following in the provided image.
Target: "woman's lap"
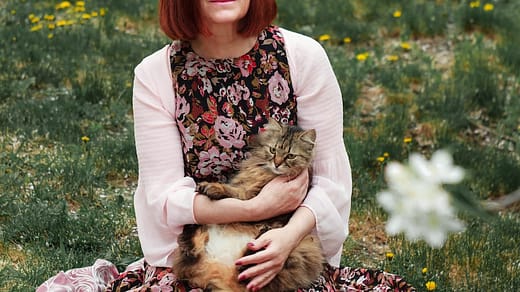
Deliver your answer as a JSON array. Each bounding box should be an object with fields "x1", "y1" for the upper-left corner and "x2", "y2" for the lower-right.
[{"x1": 37, "y1": 258, "x2": 415, "y2": 291}]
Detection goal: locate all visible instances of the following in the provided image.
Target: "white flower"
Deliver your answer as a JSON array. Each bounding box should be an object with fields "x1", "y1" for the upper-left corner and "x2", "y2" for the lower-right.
[
  {"x1": 376, "y1": 149, "x2": 466, "y2": 248},
  {"x1": 409, "y1": 150, "x2": 465, "y2": 185}
]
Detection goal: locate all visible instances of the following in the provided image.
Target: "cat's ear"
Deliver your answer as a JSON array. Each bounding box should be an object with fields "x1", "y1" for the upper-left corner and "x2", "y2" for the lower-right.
[
  {"x1": 299, "y1": 129, "x2": 316, "y2": 145},
  {"x1": 264, "y1": 118, "x2": 283, "y2": 131}
]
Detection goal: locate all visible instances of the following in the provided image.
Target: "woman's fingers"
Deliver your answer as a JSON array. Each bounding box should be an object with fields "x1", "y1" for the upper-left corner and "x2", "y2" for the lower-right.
[
  {"x1": 235, "y1": 235, "x2": 276, "y2": 267},
  {"x1": 238, "y1": 253, "x2": 282, "y2": 291},
  {"x1": 246, "y1": 268, "x2": 278, "y2": 291},
  {"x1": 235, "y1": 228, "x2": 294, "y2": 290}
]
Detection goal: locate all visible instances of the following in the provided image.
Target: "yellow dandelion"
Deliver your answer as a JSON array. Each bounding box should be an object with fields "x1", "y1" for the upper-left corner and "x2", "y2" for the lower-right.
[
  {"x1": 30, "y1": 16, "x2": 41, "y2": 23},
  {"x1": 483, "y1": 3, "x2": 494, "y2": 11},
  {"x1": 30, "y1": 24, "x2": 43, "y2": 32},
  {"x1": 48, "y1": 23, "x2": 56, "y2": 30},
  {"x1": 356, "y1": 52, "x2": 369, "y2": 61},
  {"x1": 28, "y1": 13, "x2": 36, "y2": 20},
  {"x1": 75, "y1": 1, "x2": 85, "y2": 7},
  {"x1": 393, "y1": 10, "x2": 402, "y2": 18},
  {"x1": 343, "y1": 37, "x2": 352, "y2": 44},
  {"x1": 81, "y1": 136, "x2": 90, "y2": 142},
  {"x1": 425, "y1": 281, "x2": 436, "y2": 291},
  {"x1": 56, "y1": 19, "x2": 68, "y2": 27},
  {"x1": 383, "y1": 152, "x2": 390, "y2": 158},
  {"x1": 48, "y1": 33, "x2": 54, "y2": 39},
  {"x1": 65, "y1": 20, "x2": 76, "y2": 26},
  {"x1": 319, "y1": 34, "x2": 331, "y2": 42},
  {"x1": 100, "y1": 8, "x2": 107, "y2": 16},
  {"x1": 400, "y1": 42, "x2": 412, "y2": 50},
  {"x1": 81, "y1": 13, "x2": 91, "y2": 20},
  {"x1": 44, "y1": 14, "x2": 55, "y2": 21},
  {"x1": 385, "y1": 252, "x2": 394, "y2": 260},
  {"x1": 422, "y1": 267, "x2": 428, "y2": 274},
  {"x1": 469, "y1": 1, "x2": 480, "y2": 8},
  {"x1": 377, "y1": 156, "x2": 385, "y2": 163},
  {"x1": 386, "y1": 55, "x2": 399, "y2": 62},
  {"x1": 91, "y1": 11, "x2": 99, "y2": 17},
  {"x1": 126, "y1": 81, "x2": 133, "y2": 88},
  {"x1": 56, "y1": 1, "x2": 72, "y2": 10},
  {"x1": 74, "y1": 6, "x2": 86, "y2": 12},
  {"x1": 404, "y1": 137, "x2": 412, "y2": 143}
]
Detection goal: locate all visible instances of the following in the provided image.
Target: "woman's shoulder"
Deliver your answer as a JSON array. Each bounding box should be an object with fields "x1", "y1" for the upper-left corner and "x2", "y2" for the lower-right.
[
  {"x1": 135, "y1": 44, "x2": 171, "y2": 76},
  {"x1": 277, "y1": 27, "x2": 331, "y2": 80},
  {"x1": 278, "y1": 27, "x2": 329, "y2": 68},
  {"x1": 133, "y1": 44, "x2": 175, "y2": 114},
  {"x1": 278, "y1": 27, "x2": 324, "y2": 53}
]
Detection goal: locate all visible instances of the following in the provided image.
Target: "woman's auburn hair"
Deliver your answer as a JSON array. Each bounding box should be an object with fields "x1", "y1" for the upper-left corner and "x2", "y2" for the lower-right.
[{"x1": 159, "y1": 0, "x2": 277, "y2": 40}]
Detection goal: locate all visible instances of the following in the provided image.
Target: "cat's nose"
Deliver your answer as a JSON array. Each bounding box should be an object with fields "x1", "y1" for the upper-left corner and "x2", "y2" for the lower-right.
[{"x1": 274, "y1": 156, "x2": 284, "y2": 168}]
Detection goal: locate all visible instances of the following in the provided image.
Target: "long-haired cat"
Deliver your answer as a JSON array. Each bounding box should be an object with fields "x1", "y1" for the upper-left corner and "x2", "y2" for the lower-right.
[{"x1": 172, "y1": 118, "x2": 324, "y2": 292}]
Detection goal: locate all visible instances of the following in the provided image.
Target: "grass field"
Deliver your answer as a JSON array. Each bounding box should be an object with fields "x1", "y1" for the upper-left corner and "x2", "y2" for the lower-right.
[{"x1": 1, "y1": 0, "x2": 519, "y2": 291}]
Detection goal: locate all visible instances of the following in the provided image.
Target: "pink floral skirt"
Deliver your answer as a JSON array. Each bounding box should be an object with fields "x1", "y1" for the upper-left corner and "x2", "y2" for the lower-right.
[{"x1": 37, "y1": 258, "x2": 415, "y2": 291}]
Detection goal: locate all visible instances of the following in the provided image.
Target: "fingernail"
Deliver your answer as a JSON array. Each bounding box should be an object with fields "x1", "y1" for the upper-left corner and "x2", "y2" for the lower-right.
[
  {"x1": 235, "y1": 261, "x2": 242, "y2": 266},
  {"x1": 238, "y1": 274, "x2": 246, "y2": 281},
  {"x1": 247, "y1": 242, "x2": 254, "y2": 247}
]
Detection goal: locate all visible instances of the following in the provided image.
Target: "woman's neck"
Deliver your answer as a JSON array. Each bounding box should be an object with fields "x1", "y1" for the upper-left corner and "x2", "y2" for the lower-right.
[{"x1": 191, "y1": 27, "x2": 257, "y2": 59}]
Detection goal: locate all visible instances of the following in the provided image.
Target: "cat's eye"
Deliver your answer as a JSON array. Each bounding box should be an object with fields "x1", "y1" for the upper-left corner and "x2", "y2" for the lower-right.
[
  {"x1": 269, "y1": 147, "x2": 276, "y2": 154},
  {"x1": 286, "y1": 154, "x2": 296, "y2": 159}
]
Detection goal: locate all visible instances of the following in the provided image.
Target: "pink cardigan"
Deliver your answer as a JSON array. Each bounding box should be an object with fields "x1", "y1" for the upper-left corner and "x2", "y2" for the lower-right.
[{"x1": 132, "y1": 28, "x2": 352, "y2": 267}]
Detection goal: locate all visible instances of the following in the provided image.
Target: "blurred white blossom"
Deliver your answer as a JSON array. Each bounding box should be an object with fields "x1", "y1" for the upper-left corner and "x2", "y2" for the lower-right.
[{"x1": 377, "y1": 149, "x2": 466, "y2": 248}]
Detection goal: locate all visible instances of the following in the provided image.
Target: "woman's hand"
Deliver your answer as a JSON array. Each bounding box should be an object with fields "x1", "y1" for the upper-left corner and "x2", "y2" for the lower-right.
[
  {"x1": 248, "y1": 170, "x2": 309, "y2": 221},
  {"x1": 235, "y1": 207, "x2": 316, "y2": 291},
  {"x1": 235, "y1": 227, "x2": 296, "y2": 291}
]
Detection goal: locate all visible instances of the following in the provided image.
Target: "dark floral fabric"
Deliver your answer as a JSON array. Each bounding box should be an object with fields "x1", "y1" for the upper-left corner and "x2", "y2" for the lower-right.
[
  {"x1": 170, "y1": 25, "x2": 297, "y2": 183},
  {"x1": 106, "y1": 260, "x2": 415, "y2": 292}
]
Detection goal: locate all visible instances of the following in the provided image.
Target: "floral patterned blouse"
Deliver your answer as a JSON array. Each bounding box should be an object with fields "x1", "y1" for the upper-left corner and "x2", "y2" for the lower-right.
[{"x1": 170, "y1": 25, "x2": 297, "y2": 183}]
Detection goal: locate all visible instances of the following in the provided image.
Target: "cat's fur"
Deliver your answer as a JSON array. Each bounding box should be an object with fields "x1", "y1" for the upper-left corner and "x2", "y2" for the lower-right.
[{"x1": 172, "y1": 119, "x2": 324, "y2": 292}]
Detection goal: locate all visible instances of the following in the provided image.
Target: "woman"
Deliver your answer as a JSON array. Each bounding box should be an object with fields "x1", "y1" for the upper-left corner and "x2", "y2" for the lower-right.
[{"x1": 38, "y1": 0, "x2": 415, "y2": 291}]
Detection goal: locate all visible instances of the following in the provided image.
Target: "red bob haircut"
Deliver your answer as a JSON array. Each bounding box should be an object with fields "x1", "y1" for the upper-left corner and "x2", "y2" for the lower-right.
[{"x1": 159, "y1": 0, "x2": 278, "y2": 40}]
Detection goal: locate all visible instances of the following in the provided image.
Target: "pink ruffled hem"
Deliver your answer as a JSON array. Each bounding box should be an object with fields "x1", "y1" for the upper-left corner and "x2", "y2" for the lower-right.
[{"x1": 36, "y1": 259, "x2": 142, "y2": 292}]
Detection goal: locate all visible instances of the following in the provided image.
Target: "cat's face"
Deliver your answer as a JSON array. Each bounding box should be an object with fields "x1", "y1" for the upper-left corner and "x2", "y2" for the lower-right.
[{"x1": 254, "y1": 119, "x2": 316, "y2": 176}]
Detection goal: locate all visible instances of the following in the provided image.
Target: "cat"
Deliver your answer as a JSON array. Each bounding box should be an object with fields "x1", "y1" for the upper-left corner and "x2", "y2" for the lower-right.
[{"x1": 172, "y1": 118, "x2": 324, "y2": 292}]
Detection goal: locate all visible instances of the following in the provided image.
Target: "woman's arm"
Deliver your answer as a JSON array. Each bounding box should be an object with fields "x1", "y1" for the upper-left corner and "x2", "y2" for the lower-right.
[
  {"x1": 132, "y1": 47, "x2": 199, "y2": 267},
  {"x1": 193, "y1": 171, "x2": 309, "y2": 224},
  {"x1": 282, "y1": 28, "x2": 352, "y2": 267}
]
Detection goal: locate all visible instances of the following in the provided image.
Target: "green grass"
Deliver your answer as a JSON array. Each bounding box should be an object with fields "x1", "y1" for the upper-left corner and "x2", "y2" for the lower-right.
[{"x1": 1, "y1": 0, "x2": 519, "y2": 291}]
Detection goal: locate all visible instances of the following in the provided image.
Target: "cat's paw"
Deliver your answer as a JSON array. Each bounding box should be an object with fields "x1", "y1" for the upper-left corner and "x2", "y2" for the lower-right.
[{"x1": 197, "y1": 182, "x2": 229, "y2": 200}]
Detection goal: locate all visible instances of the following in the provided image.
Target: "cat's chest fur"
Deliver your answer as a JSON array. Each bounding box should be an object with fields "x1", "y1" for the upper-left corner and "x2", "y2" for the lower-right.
[{"x1": 205, "y1": 224, "x2": 254, "y2": 266}]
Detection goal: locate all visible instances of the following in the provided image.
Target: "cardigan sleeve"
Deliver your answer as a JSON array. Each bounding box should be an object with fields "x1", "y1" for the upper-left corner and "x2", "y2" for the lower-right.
[
  {"x1": 132, "y1": 45, "x2": 198, "y2": 267},
  {"x1": 281, "y1": 28, "x2": 353, "y2": 267}
]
